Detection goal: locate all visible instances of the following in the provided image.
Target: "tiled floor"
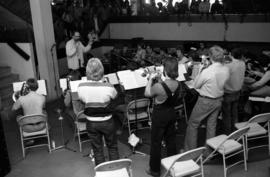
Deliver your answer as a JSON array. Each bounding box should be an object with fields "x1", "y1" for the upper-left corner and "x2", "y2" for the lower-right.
[{"x1": 2, "y1": 100, "x2": 270, "y2": 177}]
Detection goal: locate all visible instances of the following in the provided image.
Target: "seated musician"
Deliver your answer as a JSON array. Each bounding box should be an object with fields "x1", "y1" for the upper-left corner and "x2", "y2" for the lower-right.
[
  {"x1": 12, "y1": 78, "x2": 46, "y2": 116},
  {"x1": 12, "y1": 78, "x2": 47, "y2": 135},
  {"x1": 133, "y1": 43, "x2": 146, "y2": 67},
  {"x1": 77, "y1": 58, "x2": 119, "y2": 165},
  {"x1": 175, "y1": 46, "x2": 189, "y2": 64},
  {"x1": 248, "y1": 64, "x2": 270, "y2": 97}
]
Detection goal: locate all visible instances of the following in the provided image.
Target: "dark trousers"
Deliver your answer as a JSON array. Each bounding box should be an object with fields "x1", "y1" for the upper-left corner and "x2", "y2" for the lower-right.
[
  {"x1": 222, "y1": 91, "x2": 240, "y2": 135},
  {"x1": 86, "y1": 118, "x2": 119, "y2": 165},
  {"x1": 150, "y1": 107, "x2": 177, "y2": 173}
]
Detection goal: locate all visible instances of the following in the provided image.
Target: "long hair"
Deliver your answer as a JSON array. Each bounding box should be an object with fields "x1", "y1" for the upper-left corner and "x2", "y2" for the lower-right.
[{"x1": 86, "y1": 58, "x2": 104, "y2": 81}]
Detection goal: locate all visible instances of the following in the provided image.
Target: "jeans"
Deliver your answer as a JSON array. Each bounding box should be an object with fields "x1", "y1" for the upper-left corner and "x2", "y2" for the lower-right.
[
  {"x1": 222, "y1": 91, "x2": 240, "y2": 135},
  {"x1": 149, "y1": 106, "x2": 177, "y2": 173},
  {"x1": 184, "y1": 96, "x2": 222, "y2": 151},
  {"x1": 86, "y1": 118, "x2": 119, "y2": 165}
]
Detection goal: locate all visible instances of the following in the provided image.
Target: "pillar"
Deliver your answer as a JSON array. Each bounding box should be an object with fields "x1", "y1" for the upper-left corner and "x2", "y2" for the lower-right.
[{"x1": 30, "y1": 0, "x2": 60, "y2": 101}]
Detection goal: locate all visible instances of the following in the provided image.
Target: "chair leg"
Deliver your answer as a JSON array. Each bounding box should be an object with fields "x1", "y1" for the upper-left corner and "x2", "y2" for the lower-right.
[
  {"x1": 78, "y1": 131, "x2": 82, "y2": 152},
  {"x1": 245, "y1": 136, "x2": 249, "y2": 160},
  {"x1": 20, "y1": 128, "x2": 25, "y2": 158},
  {"x1": 200, "y1": 156, "x2": 205, "y2": 177},
  {"x1": 47, "y1": 124, "x2": 51, "y2": 153},
  {"x1": 222, "y1": 153, "x2": 227, "y2": 177}
]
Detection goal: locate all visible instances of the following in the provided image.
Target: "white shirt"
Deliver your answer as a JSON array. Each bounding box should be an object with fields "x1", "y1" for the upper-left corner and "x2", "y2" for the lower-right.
[
  {"x1": 65, "y1": 39, "x2": 92, "y2": 70},
  {"x1": 194, "y1": 62, "x2": 230, "y2": 98}
]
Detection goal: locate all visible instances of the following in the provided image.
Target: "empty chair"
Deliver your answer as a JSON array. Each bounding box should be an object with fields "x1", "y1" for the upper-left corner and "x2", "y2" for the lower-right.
[
  {"x1": 94, "y1": 159, "x2": 132, "y2": 177},
  {"x1": 204, "y1": 127, "x2": 250, "y2": 177},
  {"x1": 161, "y1": 147, "x2": 206, "y2": 177},
  {"x1": 235, "y1": 112, "x2": 270, "y2": 157},
  {"x1": 17, "y1": 114, "x2": 51, "y2": 158},
  {"x1": 126, "y1": 98, "x2": 151, "y2": 136},
  {"x1": 75, "y1": 110, "x2": 90, "y2": 152}
]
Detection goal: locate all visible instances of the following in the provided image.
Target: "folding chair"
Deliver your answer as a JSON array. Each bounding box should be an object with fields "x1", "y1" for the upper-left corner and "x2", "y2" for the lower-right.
[
  {"x1": 17, "y1": 114, "x2": 51, "y2": 158},
  {"x1": 94, "y1": 159, "x2": 132, "y2": 177},
  {"x1": 161, "y1": 147, "x2": 206, "y2": 177},
  {"x1": 204, "y1": 127, "x2": 250, "y2": 177},
  {"x1": 75, "y1": 110, "x2": 90, "y2": 152},
  {"x1": 126, "y1": 98, "x2": 151, "y2": 136},
  {"x1": 235, "y1": 112, "x2": 270, "y2": 157}
]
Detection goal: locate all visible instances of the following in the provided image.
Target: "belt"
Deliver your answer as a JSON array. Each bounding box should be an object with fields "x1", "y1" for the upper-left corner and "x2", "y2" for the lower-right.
[{"x1": 199, "y1": 95, "x2": 223, "y2": 100}]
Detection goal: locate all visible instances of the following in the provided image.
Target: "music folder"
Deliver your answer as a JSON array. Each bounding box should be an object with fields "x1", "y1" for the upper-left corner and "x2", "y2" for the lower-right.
[{"x1": 117, "y1": 69, "x2": 148, "y2": 90}]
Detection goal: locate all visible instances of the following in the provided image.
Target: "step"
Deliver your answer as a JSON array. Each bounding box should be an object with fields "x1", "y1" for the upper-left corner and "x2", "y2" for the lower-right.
[
  {"x1": 1, "y1": 92, "x2": 14, "y2": 108},
  {"x1": 0, "y1": 74, "x2": 19, "y2": 86},
  {"x1": 0, "y1": 66, "x2": 11, "y2": 79},
  {"x1": 0, "y1": 85, "x2": 13, "y2": 97}
]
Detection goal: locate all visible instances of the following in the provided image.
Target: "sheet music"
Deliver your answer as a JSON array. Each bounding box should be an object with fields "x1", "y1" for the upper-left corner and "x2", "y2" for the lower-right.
[
  {"x1": 13, "y1": 80, "x2": 47, "y2": 95},
  {"x1": 117, "y1": 70, "x2": 139, "y2": 90},
  {"x1": 70, "y1": 80, "x2": 87, "y2": 92},
  {"x1": 59, "y1": 78, "x2": 67, "y2": 92},
  {"x1": 82, "y1": 74, "x2": 119, "y2": 85},
  {"x1": 104, "y1": 73, "x2": 119, "y2": 85}
]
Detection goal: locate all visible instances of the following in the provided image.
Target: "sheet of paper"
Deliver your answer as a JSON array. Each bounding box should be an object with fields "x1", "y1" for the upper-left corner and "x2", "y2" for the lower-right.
[
  {"x1": 70, "y1": 80, "x2": 87, "y2": 92},
  {"x1": 59, "y1": 78, "x2": 67, "y2": 92},
  {"x1": 104, "y1": 73, "x2": 119, "y2": 85},
  {"x1": 134, "y1": 69, "x2": 148, "y2": 88},
  {"x1": 117, "y1": 70, "x2": 138, "y2": 90},
  {"x1": 13, "y1": 80, "x2": 47, "y2": 95}
]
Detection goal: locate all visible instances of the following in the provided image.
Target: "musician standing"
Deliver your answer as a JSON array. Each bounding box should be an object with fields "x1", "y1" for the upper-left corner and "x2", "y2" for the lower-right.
[
  {"x1": 65, "y1": 31, "x2": 94, "y2": 74},
  {"x1": 145, "y1": 57, "x2": 185, "y2": 177},
  {"x1": 184, "y1": 46, "x2": 229, "y2": 151},
  {"x1": 77, "y1": 58, "x2": 119, "y2": 165},
  {"x1": 222, "y1": 48, "x2": 246, "y2": 135}
]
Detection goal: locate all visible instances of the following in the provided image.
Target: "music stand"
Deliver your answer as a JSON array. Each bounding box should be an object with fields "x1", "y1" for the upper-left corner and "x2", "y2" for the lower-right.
[
  {"x1": 51, "y1": 109, "x2": 76, "y2": 152},
  {"x1": 117, "y1": 70, "x2": 148, "y2": 156}
]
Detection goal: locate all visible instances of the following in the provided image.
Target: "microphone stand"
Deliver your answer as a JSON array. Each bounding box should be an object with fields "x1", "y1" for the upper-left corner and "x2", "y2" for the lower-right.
[{"x1": 51, "y1": 109, "x2": 76, "y2": 152}]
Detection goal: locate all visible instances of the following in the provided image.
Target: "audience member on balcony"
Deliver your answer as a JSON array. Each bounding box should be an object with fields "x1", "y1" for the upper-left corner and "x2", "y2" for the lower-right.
[
  {"x1": 77, "y1": 58, "x2": 119, "y2": 165},
  {"x1": 190, "y1": 0, "x2": 200, "y2": 14},
  {"x1": 62, "y1": 9, "x2": 74, "y2": 37},
  {"x1": 179, "y1": 0, "x2": 190, "y2": 16},
  {"x1": 157, "y1": 2, "x2": 168, "y2": 15},
  {"x1": 65, "y1": 31, "x2": 94, "y2": 76},
  {"x1": 199, "y1": 0, "x2": 210, "y2": 19},
  {"x1": 211, "y1": 0, "x2": 223, "y2": 14},
  {"x1": 184, "y1": 46, "x2": 230, "y2": 151},
  {"x1": 121, "y1": 0, "x2": 131, "y2": 16}
]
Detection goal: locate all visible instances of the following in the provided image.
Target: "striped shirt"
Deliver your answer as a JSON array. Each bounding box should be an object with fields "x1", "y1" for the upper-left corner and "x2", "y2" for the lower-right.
[{"x1": 77, "y1": 80, "x2": 117, "y2": 121}]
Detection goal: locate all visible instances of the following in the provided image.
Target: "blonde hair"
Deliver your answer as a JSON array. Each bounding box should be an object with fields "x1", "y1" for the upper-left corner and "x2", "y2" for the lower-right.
[
  {"x1": 209, "y1": 45, "x2": 225, "y2": 63},
  {"x1": 86, "y1": 58, "x2": 104, "y2": 81}
]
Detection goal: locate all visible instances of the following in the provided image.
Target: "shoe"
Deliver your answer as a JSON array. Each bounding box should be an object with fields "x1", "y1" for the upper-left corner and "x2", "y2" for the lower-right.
[{"x1": 145, "y1": 169, "x2": 160, "y2": 177}]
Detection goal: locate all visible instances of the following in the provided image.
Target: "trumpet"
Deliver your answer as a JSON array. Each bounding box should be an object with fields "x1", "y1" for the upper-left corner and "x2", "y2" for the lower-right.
[{"x1": 12, "y1": 83, "x2": 30, "y2": 102}]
